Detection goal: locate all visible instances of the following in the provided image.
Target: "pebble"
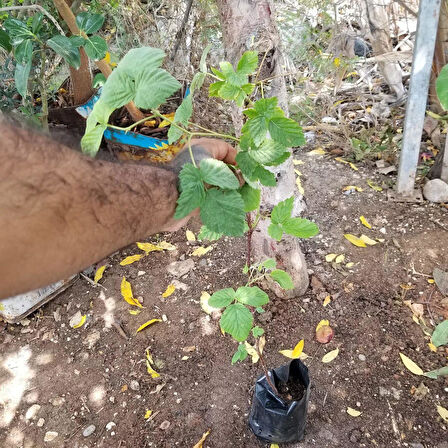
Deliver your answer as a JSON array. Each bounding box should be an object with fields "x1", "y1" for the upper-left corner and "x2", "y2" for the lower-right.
[
  {"x1": 130, "y1": 380, "x2": 140, "y2": 391},
  {"x1": 171, "y1": 279, "x2": 189, "y2": 292},
  {"x1": 44, "y1": 431, "x2": 58, "y2": 442},
  {"x1": 423, "y1": 178, "x2": 448, "y2": 203},
  {"x1": 258, "y1": 311, "x2": 273, "y2": 324},
  {"x1": 409, "y1": 443, "x2": 424, "y2": 448},
  {"x1": 82, "y1": 424, "x2": 96, "y2": 437},
  {"x1": 167, "y1": 259, "x2": 195, "y2": 277},
  {"x1": 106, "y1": 422, "x2": 116, "y2": 431},
  {"x1": 50, "y1": 397, "x2": 65, "y2": 406},
  {"x1": 358, "y1": 354, "x2": 366, "y2": 361},
  {"x1": 137, "y1": 271, "x2": 146, "y2": 276},
  {"x1": 159, "y1": 420, "x2": 171, "y2": 430},
  {"x1": 83, "y1": 330, "x2": 101, "y2": 349},
  {"x1": 37, "y1": 418, "x2": 45, "y2": 427},
  {"x1": 25, "y1": 404, "x2": 41, "y2": 420}
]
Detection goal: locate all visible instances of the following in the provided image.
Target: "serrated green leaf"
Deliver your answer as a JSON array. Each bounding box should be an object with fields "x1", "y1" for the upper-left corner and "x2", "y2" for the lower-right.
[
  {"x1": 236, "y1": 286, "x2": 269, "y2": 307},
  {"x1": 271, "y1": 197, "x2": 294, "y2": 224},
  {"x1": 200, "y1": 189, "x2": 245, "y2": 236},
  {"x1": 75, "y1": 11, "x2": 105, "y2": 34},
  {"x1": 190, "y1": 72, "x2": 206, "y2": 94},
  {"x1": 436, "y1": 64, "x2": 448, "y2": 110},
  {"x1": 209, "y1": 81, "x2": 225, "y2": 97},
  {"x1": 3, "y1": 18, "x2": 33, "y2": 46},
  {"x1": 219, "y1": 82, "x2": 241, "y2": 100},
  {"x1": 254, "y1": 165, "x2": 276, "y2": 186},
  {"x1": 252, "y1": 326, "x2": 265, "y2": 337},
  {"x1": 256, "y1": 307, "x2": 265, "y2": 313},
  {"x1": 234, "y1": 89, "x2": 247, "y2": 107},
  {"x1": 211, "y1": 66, "x2": 225, "y2": 80},
  {"x1": 282, "y1": 217, "x2": 319, "y2": 238},
  {"x1": 209, "y1": 288, "x2": 236, "y2": 308},
  {"x1": 270, "y1": 269, "x2": 294, "y2": 289},
  {"x1": 220, "y1": 303, "x2": 253, "y2": 342},
  {"x1": 268, "y1": 223, "x2": 283, "y2": 241},
  {"x1": 174, "y1": 94, "x2": 192, "y2": 125},
  {"x1": 168, "y1": 125, "x2": 184, "y2": 144},
  {"x1": 81, "y1": 124, "x2": 106, "y2": 157},
  {"x1": 200, "y1": 159, "x2": 239, "y2": 190},
  {"x1": 197, "y1": 225, "x2": 223, "y2": 242},
  {"x1": 242, "y1": 115, "x2": 267, "y2": 146},
  {"x1": 236, "y1": 150, "x2": 257, "y2": 178},
  {"x1": 261, "y1": 258, "x2": 277, "y2": 269},
  {"x1": 268, "y1": 116, "x2": 305, "y2": 147},
  {"x1": 242, "y1": 83, "x2": 255, "y2": 95},
  {"x1": 0, "y1": 29, "x2": 12, "y2": 52},
  {"x1": 250, "y1": 139, "x2": 287, "y2": 164},
  {"x1": 265, "y1": 151, "x2": 290, "y2": 166},
  {"x1": 219, "y1": 61, "x2": 247, "y2": 86},
  {"x1": 174, "y1": 164, "x2": 205, "y2": 219},
  {"x1": 432, "y1": 320, "x2": 448, "y2": 347},
  {"x1": 237, "y1": 51, "x2": 258, "y2": 74},
  {"x1": 254, "y1": 97, "x2": 279, "y2": 114},
  {"x1": 47, "y1": 35, "x2": 80, "y2": 69},
  {"x1": 424, "y1": 366, "x2": 448, "y2": 379},
  {"x1": 14, "y1": 60, "x2": 31, "y2": 98},
  {"x1": 83, "y1": 35, "x2": 108, "y2": 61},
  {"x1": 231, "y1": 344, "x2": 248, "y2": 364},
  {"x1": 239, "y1": 184, "x2": 261, "y2": 212},
  {"x1": 120, "y1": 47, "x2": 166, "y2": 77},
  {"x1": 14, "y1": 39, "x2": 32, "y2": 64},
  {"x1": 101, "y1": 68, "x2": 136, "y2": 109}
]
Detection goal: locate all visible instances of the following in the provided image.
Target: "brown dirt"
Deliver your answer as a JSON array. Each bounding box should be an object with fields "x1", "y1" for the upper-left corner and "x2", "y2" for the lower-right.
[
  {"x1": 1, "y1": 147, "x2": 448, "y2": 448},
  {"x1": 277, "y1": 378, "x2": 305, "y2": 403}
]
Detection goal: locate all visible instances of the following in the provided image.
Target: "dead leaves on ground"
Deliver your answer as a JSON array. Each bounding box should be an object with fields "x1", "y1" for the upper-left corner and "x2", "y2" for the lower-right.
[
  {"x1": 121, "y1": 277, "x2": 143, "y2": 308},
  {"x1": 279, "y1": 339, "x2": 305, "y2": 359},
  {"x1": 136, "y1": 318, "x2": 162, "y2": 334},
  {"x1": 193, "y1": 430, "x2": 211, "y2": 448}
]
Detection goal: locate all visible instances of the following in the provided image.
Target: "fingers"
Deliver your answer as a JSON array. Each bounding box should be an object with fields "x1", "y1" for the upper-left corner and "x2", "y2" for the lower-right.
[{"x1": 189, "y1": 138, "x2": 237, "y2": 165}]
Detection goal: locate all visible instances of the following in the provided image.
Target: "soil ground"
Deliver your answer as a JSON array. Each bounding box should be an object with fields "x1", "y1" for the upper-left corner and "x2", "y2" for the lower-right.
[{"x1": 1, "y1": 144, "x2": 448, "y2": 448}]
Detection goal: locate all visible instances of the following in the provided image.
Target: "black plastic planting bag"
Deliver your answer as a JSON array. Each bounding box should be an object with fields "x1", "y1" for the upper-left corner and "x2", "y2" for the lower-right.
[{"x1": 249, "y1": 359, "x2": 310, "y2": 443}]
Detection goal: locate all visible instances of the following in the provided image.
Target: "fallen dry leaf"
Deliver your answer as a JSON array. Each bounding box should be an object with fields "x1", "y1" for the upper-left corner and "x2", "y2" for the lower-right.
[
  {"x1": 343, "y1": 185, "x2": 363, "y2": 192},
  {"x1": 437, "y1": 405, "x2": 448, "y2": 423},
  {"x1": 322, "y1": 347, "x2": 339, "y2": 363},
  {"x1": 428, "y1": 342, "x2": 437, "y2": 352},
  {"x1": 121, "y1": 277, "x2": 143, "y2": 308},
  {"x1": 120, "y1": 254, "x2": 143, "y2": 266},
  {"x1": 192, "y1": 246, "x2": 213, "y2": 257},
  {"x1": 399, "y1": 352, "x2": 424, "y2": 376},
  {"x1": 295, "y1": 175, "x2": 305, "y2": 195},
  {"x1": 129, "y1": 309, "x2": 141, "y2": 316},
  {"x1": 71, "y1": 313, "x2": 86, "y2": 329},
  {"x1": 244, "y1": 342, "x2": 259, "y2": 363},
  {"x1": 316, "y1": 325, "x2": 334, "y2": 344},
  {"x1": 158, "y1": 241, "x2": 176, "y2": 251},
  {"x1": 200, "y1": 291, "x2": 220, "y2": 315},
  {"x1": 433, "y1": 268, "x2": 448, "y2": 295},
  {"x1": 94, "y1": 265, "x2": 106, "y2": 283},
  {"x1": 145, "y1": 349, "x2": 160, "y2": 378},
  {"x1": 193, "y1": 430, "x2": 211, "y2": 448},
  {"x1": 325, "y1": 253, "x2": 338, "y2": 262},
  {"x1": 279, "y1": 340, "x2": 304, "y2": 359},
  {"x1": 136, "y1": 318, "x2": 162, "y2": 333},
  {"x1": 186, "y1": 230, "x2": 196, "y2": 242},
  {"x1": 293, "y1": 159, "x2": 305, "y2": 165},
  {"x1": 121, "y1": 384, "x2": 128, "y2": 392},
  {"x1": 347, "y1": 407, "x2": 362, "y2": 417},
  {"x1": 316, "y1": 320, "x2": 330, "y2": 332},
  {"x1": 162, "y1": 284, "x2": 176, "y2": 298},
  {"x1": 360, "y1": 216, "x2": 372, "y2": 229},
  {"x1": 136, "y1": 242, "x2": 164, "y2": 253},
  {"x1": 335, "y1": 254, "x2": 345, "y2": 264},
  {"x1": 323, "y1": 295, "x2": 331, "y2": 307},
  {"x1": 344, "y1": 234, "x2": 367, "y2": 248},
  {"x1": 144, "y1": 409, "x2": 153, "y2": 419},
  {"x1": 346, "y1": 262, "x2": 355, "y2": 268},
  {"x1": 367, "y1": 179, "x2": 383, "y2": 191},
  {"x1": 308, "y1": 147, "x2": 326, "y2": 155},
  {"x1": 360, "y1": 234, "x2": 377, "y2": 246},
  {"x1": 258, "y1": 335, "x2": 266, "y2": 354}
]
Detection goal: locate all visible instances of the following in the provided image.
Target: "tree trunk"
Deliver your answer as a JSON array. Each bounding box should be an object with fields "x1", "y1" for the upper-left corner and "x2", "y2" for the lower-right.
[
  {"x1": 216, "y1": 0, "x2": 309, "y2": 297},
  {"x1": 365, "y1": 0, "x2": 405, "y2": 99}
]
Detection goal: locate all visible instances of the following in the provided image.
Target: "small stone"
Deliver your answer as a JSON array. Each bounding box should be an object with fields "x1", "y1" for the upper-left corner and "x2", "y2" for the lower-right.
[
  {"x1": 25, "y1": 404, "x2": 41, "y2": 420},
  {"x1": 358, "y1": 354, "x2": 366, "y2": 361},
  {"x1": 198, "y1": 259, "x2": 207, "y2": 267},
  {"x1": 106, "y1": 422, "x2": 116, "y2": 431},
  {"x1": 159, "y1": 420, "x2": 171, "y2": 430},
  {"x1": 137, "y1": 271, "x2": 146, "y2": 276},
  {"x1": 379, "y1": 386, "x2": 389, "y2": 397},
  {"x1": 44, "y1": 431, "x2": 58, "y2": 442},
  {"x1": 50, "y1": 397, "x2": 65, "y2": 406},
  {"x1": 83, "y1": 330, "x2": 100, "y2": 349},
  {"x1": 409, "y1": 443, "x2": 424, "y2": 448},
  {"x1": 82, "y1": 424, "x2": 96, "y2": 437},
  {"x1": 130, "y1": 380, "x2": 140, "y2": 391},
  {"x1": 37, "y1": 418, "x2": 45, "y2": 427},
  {"x1": 423, "y1": 179, "x2": 448, "y2": 203},
  {"x1": 167, "y1": 259, "x2": 195, "y2": 277},
  {"x1": 171, "y1": 279, "x2": 189, "y2": 292},
  {"x1": 258, "y1": 311, "x2": 273, "y2": 324}
]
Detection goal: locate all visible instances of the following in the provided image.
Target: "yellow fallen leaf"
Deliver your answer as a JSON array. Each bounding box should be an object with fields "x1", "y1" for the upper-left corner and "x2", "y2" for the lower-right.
[
  {"x1": 136, "y1": 319, "x2": 162, "y2": 333},
  {"x1": 158, "y1": 112, "x2": 175, "y2": 128},
  {"x1": 259, "y1": 335, "x2": 266, "y2": 354},
  {"x1": 325, "y1": 253, "x2": 338, "y2": 262},
  {"x1": 192, "y1": 246, "x2": 213, "y2": 257},
  {"x1": 293, "y1": 159, "x2": 305, "y2": 165},
  {"x1": 335, "y1": 254, "x2": 345, "y2": 264},
  {"x1": 120, "y1": 254, "x2": 143, "y2": 266},
  {"x1": 193, "y1": 430, "x2": 211, "y2": 448},
  {"x1": 322, "y1": 347, "x2": 339, "y2": 363},
  {"x1": 186, "y1": 230, "x2": 196, "y2": 242},
  {"x1": 244, "y1": 342, "x2": 260, "y2": 363},
  {"x1": 292, "y1": 339, "x2": 304, "y2": 358},
  {"x1": 335, "y1": 157, "x2": 348, "y2": 164},
  {"x1": 121, "y1": 384, "x2": 128, "y2": 392},
  {"x1": 146, "y1": 349, "x2": 154, "y2": 365},
  {"x1": 144, "y1": 119, "x2": 157, "y2": 127},
  {"x1": 316, "y1": 320, "x2": 330, "y2": 332},
  {"x1": 146, "y1": 349, "x2": 160, "y2": 378},
  {"x1": 121, "y1": 277, "x2": 143, "y2": 308},
  {"x1": 428, "y1": 342, "x2": 437, "y2": 352},
  {"x1": 308, "y1": 147, "x2": 326, "y2": 155},
  {"x1": 360, "y1": 234, "x2": 377, "y2": 246},
  {"x1": 323, "y1": 295, "x2": 331, "y2": 306},
  {"x1": 437, "y1": 405, "x2": 448, "y2": 423},
  {"x1": 427, "y1": 278, "x2": 435, "y2": 284},
  {"x1": 144, "y1": 409, "x2": 153, "y2": 419},
  {"x1": 73, "y1": 314, "x2": 86, "y2": 329},
  {"x1": 348, "y1": 162, "x2": 358, "y2": 171},
  {"x1": 162, "y1": 284, "x2": 175, "y2": 298},
  {"x1": 344, "y1": 234, "x2": 367, "y2": 248},
  {"x1": 94, "y1": 265, "x2": 106, "y2": 283},
  {"x1": 200, "y1": 291, "x2": 220, "y2": 315},
  {"x1": 412, "y1": 315, "x2": 420, "y2": 324},
  {"x1": 295, "y1": 176, "x2": 305, "y2": 195},
  {"x1": 399, "y1": 352, "x2": 423, "y2": 376},
  {"x1": 346, "y1": 262, "x2": 355, "y2": 268},
  {"x1": 360, "y1": 216, "x2": 372, "y2": 229},
  {"x1": 347, "y1": 407, "x2": 362, "y2": 417},
  {"x1": 129, "y1": 309, "x2": 141, "y2": 316},
  {"x1": 158, "y1": 241, "x2": 176, "y2": 251},
  {"x1": 343, "y1": 185, "x2": 363, "y2": 192},
  {"x1": 136, "y1": 242, "x2": 164, "y2": 253},
  {"x1": 367, "y1": 179, "x2": 383, "y2": 191},
  {"x1": 333, "y1": 56, "x2": 341, "y2": 67}
]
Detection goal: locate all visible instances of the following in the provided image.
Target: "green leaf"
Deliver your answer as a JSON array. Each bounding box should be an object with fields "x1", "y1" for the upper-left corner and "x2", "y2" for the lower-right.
[
  {"x1": 88, "y1": 98, "x2": 114, "y2": 129},
  {"x1": 432, "y1": 320, "x2": 448, "y2": 347},
  {"x1": 268, "y1": 223, "x2": 283, "y2": 241},
  {"x1": 174, "y1": 94, "x2": 192, "y2": 126},
  {"x1": 92, "y1": 72, "x2": 107, "y2": 88},
  {"x1": 47, "y1": 35, "x2": 81, "y2": 69},
  {"x1": 271, "y1": 197, "x2": 294, "y2": 224},
  {"x1": 209, "y1": 81, "x2": 225, "y2": 97},
  {"x1": 261, "y1": 258, "x2": 277, "y2": 269},
  {"x1": 199, "y1": 44, "x2": 211, "y2": 73},
  {"x1": 120, "y1": 47, "x2": 166, "y2": 77},
  {"x1": 270, "y1": 269, "x2": 294, "y2": 290},
  {"x1": 237, "y1": 51, "x2": 258, "y2": 74},
  {"x1": 174, "y1": 164, "x2": 205, "y2": 219},
  {"x1": 209, "y1": 288, "x2": 236, "y2": 308},
  {"x1": 167, "y1": 125, "x2": 184, "y2": 144},
  {"x1": 14, "y1": 39, "x2": 32, "y2": 64},
  {"x1": 253, "y1": 165, "x2": 276, "y2": 186},
  {"x1": 436, "y1": 64, "x2": 448, "y2": 110},
  {"x1": 231, "y1": 344, "x2": 248, "y2": 364},
  {"x1": 242, "y1": 115, "x2": 267, "y2": 146},
  {"x1": 211, "y1": 67, "x2": 225, "y2": 80},
  {"x1": 31, "y1": 13, "x2": 43, "y2": 35},
  {"x1": 239, "y1": 184, "x2": 261, "y2": 212},
  {"x1": 0, "y1": 29, "x2": 12, "y2": 52},
  {"x1": 242, "y1": 83, "x2": 255, "y2": 95},
  {"x1": 252, "y1": 326, "x2": 265, "y2": 337},
  {"x1": 268, "y1": 116, "x2": 305, "y2": 147},
  {"x1": 282, "y1": 217, "x2": 319, "y2": 238},
  {"x1": 200, "y1": 159, "x2": 239, "y2": 190},
  {"x1": 265, "y1": 151, "x2": 290, "y2": 166},
  {"x1": 235, "y1": 286, "x2": 269, "y2": 307},
  {"x1": 134, "y1": 68, "x2": 181, "y2": 109},
  {"x1": 75, "y1": 11, "x2": 105, "y2": 34},
  {"x1": 236, "y1": 151, "x2": 257, "y2": 178},
  {"x1": 3, "y1": 18, "x2": 33, "y2": 46},
  {"x1": 424, "y1": 366, "x2": 448, "y2": 379},
  {"x1": 219, "y1": 82, "x2": 241, "y2": 100},
  {"x1": 101, "y1": 68, "x2": 136, "y2": 109},
  {"x1": 220, "y1": 303, "x2": 253, "y2": 342},
  {"x1": 83, "y1": 35, "x2": 108, "y2": 61},
  {"x1": 249, "y1": 139, "x2": 287, "y2": 164},
  {"x1": 197, "y1": 225, "x2": 223, "y2": 242},
  {"x1": 200, "y1": 189, "x2": 246, "y2": 236},
  {"x1": 254, "y1": 97, "x2": 281, "y2": 117},
  {"x1": 81, "y1": 124, "x2": 106, "y2": 157},
  {"x1": 190, "y1": 72, "x2": 206, "y2": 94},
  {"x1": 14, "y1": 60, "x2": 31, "y2": 98},
  {"x1": 69, "y1": 35, "x2": 86, "y2": 47},
  {"x1": 242, "y1": 264, "x2": 249, "y2": 274},
  {"x1": 255, "y1": 307, "x2": 265, "y2": 314}
]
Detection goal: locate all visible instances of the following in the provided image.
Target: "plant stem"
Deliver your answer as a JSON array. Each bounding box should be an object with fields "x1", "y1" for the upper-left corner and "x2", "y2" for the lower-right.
[
  {"x1": 254, "y1": 50, "x2": 269, "y2": 83},
  {"x1": 191, "y1": 131, "x2": 239, "y2": 142},
  {"x1": 187, "y1": 135, "x2": 197, "y2": 167},
  {"x1": 107, "y1": 115, "x2": 156, "y2": 133},
  {"x1": 258, "y1": 350, "x2": 279, "y2": 396},
  {"x1": 39, "y1": 48, "x2": 48, "y2": 131},
  {"x1": 151, "y1": 110, "x2": 191, "y2": 135},
  {"x1": 246, "y1": 214, "x2": 253, "y2": 267}
]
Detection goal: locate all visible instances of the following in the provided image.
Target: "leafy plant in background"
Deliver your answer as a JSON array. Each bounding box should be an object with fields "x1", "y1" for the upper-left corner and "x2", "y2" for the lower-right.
[
  {"x1": 81, "y1": 46, "x2": 319, "y2": 393},
  {"x1": 0, "y1": 9, "x2": 107, "y2": 128}
]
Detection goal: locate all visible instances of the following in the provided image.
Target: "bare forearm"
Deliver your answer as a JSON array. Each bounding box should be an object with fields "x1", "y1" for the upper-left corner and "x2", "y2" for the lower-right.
[{"x1": 0, "y1": 120, "x2": 178, "y2": 298}]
